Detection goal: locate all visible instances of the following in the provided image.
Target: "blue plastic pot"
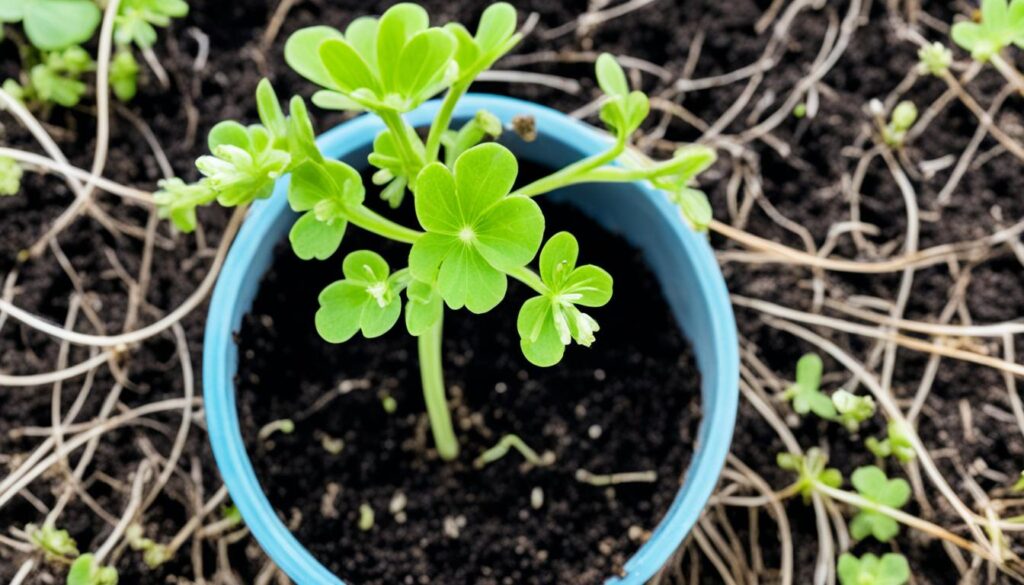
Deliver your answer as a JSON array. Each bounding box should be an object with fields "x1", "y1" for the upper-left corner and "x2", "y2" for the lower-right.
[{"x1": 203, "y1": 94, "x2": 738, "y2": 585}]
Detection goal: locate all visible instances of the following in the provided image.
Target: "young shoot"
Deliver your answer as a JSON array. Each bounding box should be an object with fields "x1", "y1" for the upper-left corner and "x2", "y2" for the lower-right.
[
  {"x1": 257, "y1": 418, "x2": 295, "y2": 441},
  {"x1": 358, "y1": 503, "x2": 375, "y2": 531},
  {"x1": 866, "y1": 420, "x2": 916, "y2": 462},
  {"x1": 114, "y1": 0, "x2": 189, "y2": 49},
  {"x1": 917, "y1": 42, "x2": 953, "y2": 76},
  {"x1": 848, "y1": 465, "x2": 911, "y2": 542},
  {"x1": 0, "y1": 156, "x2": 23, "y2": 196},
  {"x1": 781, "y1": 353, "x2": 836, "y2": 420},
  {"x1": 951, "y1": 0, "x2": 1024, "y2": 62},
  {"x1": 832, "y1": 389, "x2": 876, "y2": 433},
  {"x1": 125, "y1": 524, "x2": 170, "y2": 569},
  {"x1": 837, "y1": 552, "x2": 911, "y2": 585},
  {"x1": 880, "y1": 100, "x2": 918, "y2": 148},
  {"x1": 473, "y1": 434, "x2": 554, "y2": 469},
  {"x1": 27, "y1": 523, "x2": 78, "y2": 560},
  {"x1": 776, "y1": 448, "x2": 842, "y2": 503},
  {"x1": 66, "y1": 554, "x2": 118, "y2": 585},
  {"x1": 155, "y1": 3, "x2": 716, "y2": 464}
]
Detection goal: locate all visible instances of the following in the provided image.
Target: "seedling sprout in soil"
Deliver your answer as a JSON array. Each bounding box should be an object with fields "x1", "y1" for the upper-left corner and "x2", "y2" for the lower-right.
[{"x1": 155, "y1": 2, "x2": 716, "y2": 462}]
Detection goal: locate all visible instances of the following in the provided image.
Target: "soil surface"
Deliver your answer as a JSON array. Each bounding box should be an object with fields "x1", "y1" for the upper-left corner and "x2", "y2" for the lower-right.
[{"x1": 236, "y1": 195, "x2": 703, "y2": 585}]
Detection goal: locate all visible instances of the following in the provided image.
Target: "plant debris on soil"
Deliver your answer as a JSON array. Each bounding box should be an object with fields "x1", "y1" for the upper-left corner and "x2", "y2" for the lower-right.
[{"x1": 3, "y1": 0, "x2": 1024, "y2": 583}]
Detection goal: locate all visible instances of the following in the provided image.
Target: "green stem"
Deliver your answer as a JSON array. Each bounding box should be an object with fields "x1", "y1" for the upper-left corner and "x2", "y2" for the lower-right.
[
  {"x1": 419, "y1": 313, "x2": 459, "y2": 461},
  {"x1": 511, "y1": 136, "x2": 627, "y2": 197},
  {"x1": 507, "y1": 265, "x2": 547, "y2": 295},
  {"x1": 347, "y1": 205, "x2": 422, "y2": 244},
  {"x1": 379, "y1": 109, "x2": 423, "y2": 177},
  {"x1": 424, "y1": 83, "x2": 468, "y2": 164}
]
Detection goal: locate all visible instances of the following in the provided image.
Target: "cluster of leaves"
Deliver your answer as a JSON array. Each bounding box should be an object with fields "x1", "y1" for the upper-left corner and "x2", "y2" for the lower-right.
[
  {"x1": 776, "y1": 448, "x2": 842, "y2": 503},
  {"x1": 917, "y1": 42, "x2": 953, "y2": 76},
  {"x1": 838, "y1": 552, "x2": 910, "y2": 585},
  {"x1": 0, "y1": 0, "x2": 187, "y2": 107},
  {"x1": 866, "y1": 420, "x2": 916, "y2": 462},
  {"x1": 23, "y1": 523, "x2": 119, "y2": 585},
  {"x1": 951, "y1": 0, "x2": 1024, "y2": 61},
  {"x1": 781, "y1": 353, "x2": 876, "y2": 432}
]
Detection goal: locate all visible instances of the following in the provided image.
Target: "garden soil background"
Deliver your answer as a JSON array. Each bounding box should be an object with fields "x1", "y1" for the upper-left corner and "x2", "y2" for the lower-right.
[{"x1": 2, "y1": 0, "x2": 1024, "y2": 583}]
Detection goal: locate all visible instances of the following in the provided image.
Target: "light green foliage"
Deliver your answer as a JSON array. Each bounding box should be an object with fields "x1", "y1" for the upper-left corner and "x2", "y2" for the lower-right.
[
  {"x1": 838, "y1": 552, "x2": 911, "y2": 585},
  {"x1": 410, "y1": 143, "x2": 544, "y2": 313},
  {"x1": 110, "y1": 49, "x2": 140, "y2": 101},
  {"x1": 782, "y1": 353, "x2": 837, "y2": 420},
  {"x1": 832, "y1": 390, "x2": 876, "y2": 432},
  {"x1": 67, "y1": 554, "x2": 118, "y2": 585},
  {"x1": 849, "y1": 465, "x2": 911, "y2": 542},
  {"x1": 29, "y1": 46, "x2": 95, "y2": 107},
  {"x1": 440, "y1": 109, "x2": 503, "y2": 166},
  {"x1": 27, "y1": 523, "x2": 78, "y2": 560},
  {"x1": 316, "y1": 250, "x2": 407, "y2": 343},
  {"x1": 777, "y1": 447, "x2": 843, "y2": 503},
  {"x1": 288, "y1": 160, "x2": 364, "y2": 260},
  {"x1": 366, "y1": 124, "x2": 425, "y2": 208},
  {"x1": 951, "y1": 0, "x2": 1024, "y2": 61},
  {"x1": 0, "y1": 0, "x2": 100, "y2": 51},
  {"x1": 444, "y1": 2, "x2": 520, "y2": 84},
  {"x1": 517, "y1": 232, "x2": 612, "y2": 367},
  {"x1": 0, "y1": 155, "x2": 22, "y2": 196},
  {"x1": 125, "y1": 524, "x2": 169, "y2": 568},
  {"x1": 649, "y1": 145, "x2": 717, "y2": 231},
  {"x1": 595, "y1": 53, "x2": 649, "y2": 140},
  {"x1": 918, "y1": 42, "x2": 953, "y2": 75},
  {"x1": 866, "y1": 420, "x2": 916, "y2": 462},
  {"x1": 153, "y1": 178, "x2": 217, "y2": 233},
  {"x1": 115, "y1": 0, "x2": 189, "y2": 49},
  {"x1": 882, "y1": 101, "x2": 917, "y2": 147}
]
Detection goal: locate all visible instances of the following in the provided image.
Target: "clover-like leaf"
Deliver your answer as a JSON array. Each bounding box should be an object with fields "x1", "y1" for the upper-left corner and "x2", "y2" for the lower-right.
[
  {"x1": 114, "y1": 0, "x2": 189, "y2": 49},
  {"x1": 67, "y1": 554, "x2": 118, "y2": 585},
  {"x1": 951, "y1": 0, "x2": 1024, "y2": 61},
  {"x1": 777, "y1": 447, "x2": 842, "y2": 504},
  {"x1": 517, "y1": 232, "x2": 613, "y2": 367},
  {"x1": 444, "y1": 2, "x2": 520, "y2": 84},
  {"x1": 287, "y1": 3, "x2": 458, "y2": 114},
  {"x1": 405, "y1": 279, "x2": 443, "y2": 336},
  {"x1": 849, "y1": 465, "x2": 910, "y2": 542},
  {"x1": 196, "y1": 121, "x2": 291, "y2": 207},
  {"x1": 782, "y1": 353, "x2": 837, "y2": 420},
  {"x1": 287, "y1": 159, "x2": 365, "y2": 260},
  {"x1": 596, "y1": 53, "x2": 649, "y2": 139},
  {"x1": 315, "y1": 250, "x2": 405, "y2": 343},
  {"x1": 409, "y1": 143, "x2": 544, "y2": 313},
  {"x1": 838, "y1": 553, "x2": 910, "y2": 585},
  {"x1": 0, "y1": 0, "x2": 101, "y2": 51}
]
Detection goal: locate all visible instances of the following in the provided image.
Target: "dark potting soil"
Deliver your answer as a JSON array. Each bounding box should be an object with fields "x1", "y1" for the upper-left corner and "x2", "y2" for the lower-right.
[{"x1": 234, "y1": 193, "x2": 703, "y2": 584}]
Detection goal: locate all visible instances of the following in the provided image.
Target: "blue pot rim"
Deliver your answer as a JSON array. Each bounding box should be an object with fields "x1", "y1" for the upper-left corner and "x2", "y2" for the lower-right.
[{"x1": 202, "y1": 94, "x2": 738, "y2": 585}]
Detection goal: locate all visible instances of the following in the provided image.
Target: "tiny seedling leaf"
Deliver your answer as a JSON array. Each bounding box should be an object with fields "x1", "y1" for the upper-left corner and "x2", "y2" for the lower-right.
[
  {"x1": 782, "y1": 353, "x2": 837, "y2": 420},
  {"x1": 67, "y1": 554, "x2": 118, "y2": 585},
  {"x1": 849, "y1": 465, "x2": 910, "y2": 542},
  {"x1": 837, "y1": 552, "x2": 910, "y2": 585}
]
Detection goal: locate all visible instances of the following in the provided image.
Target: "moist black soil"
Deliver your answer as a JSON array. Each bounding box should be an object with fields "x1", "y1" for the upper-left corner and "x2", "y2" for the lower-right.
[
  {"x1": 235, "y1": 194, "x2": 702, "y2": 585},
  {"x1": 2, "y1": 0, "x2": 1022, "y2": 583}
]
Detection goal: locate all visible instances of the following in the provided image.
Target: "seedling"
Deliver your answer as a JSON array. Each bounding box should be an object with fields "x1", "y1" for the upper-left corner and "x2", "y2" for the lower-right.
[
  {"x1": 155, "y1": 3, "x2": 716, "y2": 462},
  {"x1": 793, "y1": 103, "x2": 808, "y2": 118},
  {"x1": 776, "y1": 448, "x2": 843, "y2": 503},
  {"x1": 917, "y1": 42, "x2": 953, "y2": 76},
  {"x1": 27, "y1": 523, "x2": 78, "y2": 560},
  {"x1": 110, "y1": 50, "x2": 140, "y2": 102},
  {"x1": 6, "y1": 45, "x2": 97, "y2": 108},
  {"x1": 832, "y1": 390, "x2": 876, "y2": 433},
  {"x1": 125, "y1": 524, "x2": 170, "y2": 568},
  {"x1": 0, "y1": 156, "x2": 22, "y2": 196},
  {"x1": 848, "y1": 465, "x2": 911, "y2": 542},
  {"x1": 837, "y1": 552, "x2": 911, "y2": 585},
  {"x1": 473, "y1": 434, "x2": 553, "y2": 469},
  {"x1": 66, "y1": 554, "x2": 118, "y2": 585},
  {"x1": 257, "y1": 418, "x2": 295, "y2": 441},
  {"x1": 114, "y1": 0, "x2": 189, "y2": 49},
  {"x1": 880, "y1": 100, "x2": 918, "y2": 147},
  {"x1": 866, "y1": 420, "x2": 916, "y2": 462},
  {"x1": 782, "y1": 353, "x2": 837, "y2": 420},
  {"x1": 951, "y1": 0, "x2": 1024, "y2": 62}
]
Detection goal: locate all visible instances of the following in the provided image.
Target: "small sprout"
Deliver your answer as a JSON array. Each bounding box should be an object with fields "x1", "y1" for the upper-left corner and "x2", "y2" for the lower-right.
[
  {"x1": 195, "y1": 121, "x2": 291, "y2": 206},
  {"x1": 776, "y1": 447, "x2": 842, "y2": 503},
  {"x1": 382, "y1": 394, "x2": 398, "y2": 413},
  {"x1": 917, "y1": 42, "x2": 953, "y2": 76},
  {"x1": 30, "y1": 46, "x2": 95, "y2": 107},
  {"x1": 410, "y1": 143, "x2": 544, "y2": 313},
  {"x1": 596, "y1": 53, "x2": 649, "y2": 141},
  {"x1": 257, "y1": 418, "x2": 295, "y2": 441},
  {"x1": 866, "y1": 420, "x2": 916, "y2": 462},
  {"x1": 109, "y1": 49, "x2": 140, "y2": 102},
  {"x1": 782, "y1": 353, "x2": 837, "y2": 420},
  {"x1": 950, "y1": 0, "x2": 1024, "y2": 62},
  {"x1": 793, "y1": 103, "x2": 808, "y2": 118},
  {"x1": 0, "y1": 156, "x2": 23, "y2": 196},
  {"x1": 648, "y1": 145, "x2": 717, "y2": 231},
  {"x1": 114, "y1": 0, "x2": 189, "y2": 49},
  {"x1": 319, "y1": 433, "x2": 345, "y2": 455},
  {"x1": 27, "y1": 523, "x2": 78, "y2": 560},
  {"x1": 881, "y1": 101, "x2": 917, "y2": 147},
  {"x1": 517, "y1": 232, "x2": 613, "y2": 367},
  {"x1": 316, "y1": 250, "x2": 406, "y2": 343},
  {"x1": 358, "y1": 503, "x2": 375, "y2": 531},
  {"x1": 473, "y1": 434, "x2": 553, "y2": 469},
  {"x1": 1013, "y1": 471, "x2": 1024, "y2": 492},
  {"x1": 832, "y1": 390, "x2": 876, "y2": 433},
  {"x1": 0, "y1": 0, "x2": 101, "y2": 51},
  {"x1": 837, "y1": 552, "x2": 910, "y2": 585},
  {"x1": 220, "y1": 504, "x2": 243, "y2": 526},
  {"x1": 67, "y1": 554, "x2": 118, "y2": 585},
  {"x1": 153, "y1": 178, "x2": 218, "y2": 233},
  {"x1": 125, "y1": 524, "x2": 169, "y2": 569},
  {"x1": 439, "y1": 109, "x2": 503, "y2": 166},
  {"x1": 849, "y1": 465, "x2": 911, "y2": 542}
]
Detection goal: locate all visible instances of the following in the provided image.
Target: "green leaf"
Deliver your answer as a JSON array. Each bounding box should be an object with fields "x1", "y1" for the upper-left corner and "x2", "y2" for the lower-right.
[
  {"x1": 109, "y1": 49, "x2": 139, "y2": 101},
  {"x1": 315, "y1": 250, "x2": 402, "y2": 343},
  {"x1": 67, "y1": 554, "x2": 118, "y2": 585},
  {"x1": 153, "y1": 178, "x2": 218, "y2": 233},
  {"x1": 287, "y1": 160, "x2": 364, "y2": 260},
  {"x1": 285, "y1": 26, "x2": 343, "y2": 88},
  {"x1": 849, "y1": 466, "x2": 910, "y2": 542},
  {"x1": 114, "y1": 0, "x2": 188, "y2": 49},
  {"x1": 474, "y1": 2, "x2": 517, "y2": 55},
  {"x1": 410, "y1": 144, "x2": 543, "y2": 313},
  {"x1": 832, "y1": 390, "x2": 876, "y2": 432},
  {"x1": 319, "y1": 37, "x2": 381, "y2": 95},
  {"x1": 447, "y1": 2, "x2": 519, "y2": 82},
  {"x1": 396, "y1": 29, "x2": 456, "y2": 104},
  {"x1": 256, "y1": 79, "x2": 287, "y2": 141},
  {"x1": 345, "y1": 16, "x2": 380, "y2": 68},
  {"x1": 782, "y1": 353, "x2": 836, "y2": 419},
  {"x1": 596, "y1": 53, "x2": 628, "y2": 97},
  {"x1": 776, "y1": 447, "x2": 842, "y2": 504},
  {"x1": 838, "y1": 553, "x2": 910, "y2": 585},
  {"x1": 19, "y1": 0, "x2": 101, "y2": 51},
  {"x1": 286, "y1": 96, "x2": 322, "y2": 165},
  {"x1": 405, "y1": 279, "x2": 442, "y2": 336},
  {"x1": 517, "y1": 296, "x2": 565, "y2": 367},
  {"x1": 376, "y1": 3, "x2": 429, "y2": 92}
]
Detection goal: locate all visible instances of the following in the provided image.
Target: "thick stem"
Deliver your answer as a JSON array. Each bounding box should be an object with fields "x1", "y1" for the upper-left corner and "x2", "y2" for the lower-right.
[
  {"x1": 418, "y1": 314, "x2": 459, "y2": 460},
  {"x1": 379, "y1": 109, "x2": 423, "y2": 178},
  {"x1": 507, "y1": 265, "x2": 547, "y2": 295},
  {"x1": 424, "y1": 83, "x2": 468, "y2": 163},
  {"x1": 512, "y1": 136, "x2": 627, "y2": 197},
  {"x1": 346, "y1": 205, "x2": 422, "y2": 244}
]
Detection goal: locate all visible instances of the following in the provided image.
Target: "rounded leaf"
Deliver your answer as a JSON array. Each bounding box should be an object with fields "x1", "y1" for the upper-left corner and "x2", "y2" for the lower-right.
[
  {"x1": 517, "y1": 296, "x2": 565, "y2": 367},
  {"x1": 285, "y1": 26, "x2": 343, "y2": 88},
  {"x1": 563, "y1": 265, "x2": 613, "y2": 307},
  {"x1": 596, "y1": 53, "x2": 629, "y2": 97},
  {"x1": 539, "y1": 231, "x2": 579, "y2": 285},
  {"x1": 437, "y1": 245, "x2": 507, "y2": 313},
  {"x1": 376, "y1": 3, "x2": 429, "y2": 91},
  {"x1": 475, "y1": 2, "x2": 517, "y2": 54},
  {"x1": 24, "y1": 0, "x2": 100, "y2": 50},
  {"x1": 319, "y1": 38, "x2": 381, "y2": 95},
  {"x1": 289, "y1": 210, "x2": 347, "y2": 261},
  {"x1": 315, "y1": 281, "x2": 365, "y2": 343},
  {"x1": 473, "y1": 195, "x2": 544, "y2": 272},
  {"x1": 414, "y1": 162, "x2": 461, "y2": 232},
  {"x1": 342, "y1": 249, "x2": 390, "y2": 283},
  {"x1": 454, "y1": 143, "x2": 518, "y2": 220},
  {"x1": 397, "y1": 28, "x2": 456, "y2": 102}
]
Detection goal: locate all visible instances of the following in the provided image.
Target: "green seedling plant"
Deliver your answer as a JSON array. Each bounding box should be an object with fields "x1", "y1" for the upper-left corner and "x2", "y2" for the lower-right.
[
  {"x1": 782, "y1": 353, "x2": 837, "y2": 420},
  {"x1": 832, "y1": 389, "x2": 876, "y2": 433},
  {"x1": 776, "y1": 448, "x2": 842, "y2": 503},
  {"x1": 951, "y1": 0, "x2": 1024, "y2": 90},
  {"x1": 866, "y1": 420, "x2": 917, "y2": 462},
  {"x1": 880, "y1": 100, "x2": 918, "y2": 148},
  {"x1": 66, "y1": 554, "x2": 118, "y2": 585},
  {"x1": 0, "y1": 155, "x2": 23, "y2": 196},
  {"x1": 27, "y1": 522, "x2": 79, "y2": 561},
  {"x1": 125, "y1": 524, "x2": 169, "y2": 568},
  {"x1": 837, "y1": 552, "x2": 910, "y2": 585},
  {"x1": 918, "y1": 42, "x2": 953, "y2": 76},
  {"x1": 848, "y1": 465, "x2": 911, "y2": 542},
  {"x1": 155, "y1": 2, "x2": 716, "y2": 462}
]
